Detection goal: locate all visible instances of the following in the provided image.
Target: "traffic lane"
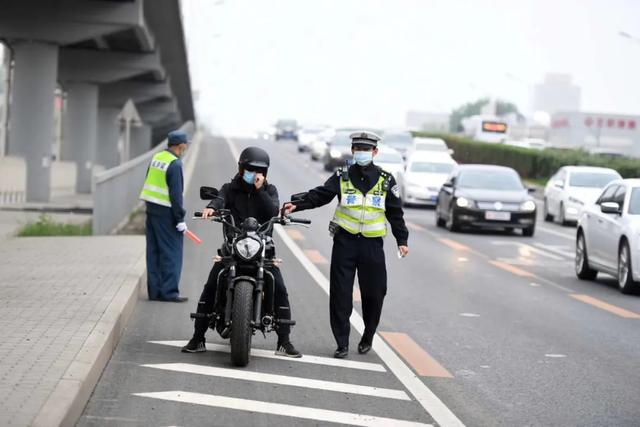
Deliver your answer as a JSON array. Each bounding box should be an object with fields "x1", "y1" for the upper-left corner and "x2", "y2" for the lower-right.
[
  {"x1": 79, "y1": 136, "x2": 434, "y2": 427},
  {"x1": 263, "y1": 138, "x2": 640, "y2": 425},
  {"x1": 401, "y1": 206, "x2": 640, "y2": 315},
  {"x1": 384, "y1": 213, "x2": 640, "y2": 426}
]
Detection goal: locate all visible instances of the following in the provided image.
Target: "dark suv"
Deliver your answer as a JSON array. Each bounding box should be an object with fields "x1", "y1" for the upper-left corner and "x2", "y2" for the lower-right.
[{"x1": 275, "y1": 119, "x2": 299, "y2": 141}]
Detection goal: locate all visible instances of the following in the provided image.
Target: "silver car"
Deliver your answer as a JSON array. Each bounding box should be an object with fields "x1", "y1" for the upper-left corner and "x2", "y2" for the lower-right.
[{"x1": 576, "y1": 179, "x2": 640, "y2": 294}]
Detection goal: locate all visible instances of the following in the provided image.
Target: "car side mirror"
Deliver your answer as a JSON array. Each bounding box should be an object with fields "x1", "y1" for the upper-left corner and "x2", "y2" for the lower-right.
[
  {"x1": 600, "y1": 202, "x2": 621, "y2": 215},
  {"x1": 200, "y1": 186, "x2": 219, "y2": 200},
  {"x1": 527, "y1": 187, "x2": 536, "y2": 194},
  {"x1": 554, "y1": 180, "x2": 564, "y2": 189}
]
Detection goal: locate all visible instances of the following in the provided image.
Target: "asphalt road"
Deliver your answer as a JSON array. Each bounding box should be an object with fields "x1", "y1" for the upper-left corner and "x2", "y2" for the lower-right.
[{"x1": 79, "y1": 135, "x2": 640, "y2": 427}]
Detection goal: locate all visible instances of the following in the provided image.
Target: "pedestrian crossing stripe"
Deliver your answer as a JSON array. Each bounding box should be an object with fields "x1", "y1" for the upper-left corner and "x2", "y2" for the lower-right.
[
  {"x1": 148, "y1": 340, "x2": 387, "y2": 372},
  {"x1": 134, "y1": 391, "x2": 433, "y2": 427},
  {"x1": 142, "y1": 363, "x2": 410, "y2": 400}
]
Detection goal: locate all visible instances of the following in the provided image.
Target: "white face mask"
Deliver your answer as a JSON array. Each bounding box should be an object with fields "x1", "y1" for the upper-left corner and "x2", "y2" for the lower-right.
[{"x1": 353, "y1": 151, "x2": 373, "y2": 166}]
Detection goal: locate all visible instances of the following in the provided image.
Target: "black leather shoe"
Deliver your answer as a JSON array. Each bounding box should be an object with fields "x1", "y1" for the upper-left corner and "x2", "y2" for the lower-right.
[
  {"x1": 358, "y1": 340, "x2": 372, "y2": 354},
  {"x1": 334, "y1": 346, "x2": 349, "y2": 359},
  {"x1": 165, "y1": 296, "x2": 188, "y2": 303}
]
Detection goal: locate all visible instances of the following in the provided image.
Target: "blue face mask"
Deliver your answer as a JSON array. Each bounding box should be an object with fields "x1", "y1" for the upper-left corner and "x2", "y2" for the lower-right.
[
  {"x1": 353, "y1": 151, "x2": 373, "y2": 166},
  {"x1": 242, "y1": 170, "x2": 256, "y2": 185}
]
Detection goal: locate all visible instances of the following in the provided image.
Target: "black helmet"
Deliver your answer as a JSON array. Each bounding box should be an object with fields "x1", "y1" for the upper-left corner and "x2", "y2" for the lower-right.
[{"x1": 238, "y1": 146, "x2": 270, "y2": 170}]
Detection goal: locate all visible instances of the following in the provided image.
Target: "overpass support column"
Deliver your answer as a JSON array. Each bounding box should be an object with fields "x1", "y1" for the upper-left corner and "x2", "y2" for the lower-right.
[
  {"x1": 62, "y1": 83, "x2": 98, "y2": 193},
  {"x1": 130, "y1": 124, "x2": 151, "y2": 159},
  {"x1": 97, "y1": 107, "x2": 121, "y2": 169},
  {"x1": 7, "y1": 41, "x2": 58, "y2": 202}
]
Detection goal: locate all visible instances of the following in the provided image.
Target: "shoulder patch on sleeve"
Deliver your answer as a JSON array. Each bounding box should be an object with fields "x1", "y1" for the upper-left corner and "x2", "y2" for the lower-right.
[{"x1": 391, "y1": 184, "x2": 400, "y2": 198}]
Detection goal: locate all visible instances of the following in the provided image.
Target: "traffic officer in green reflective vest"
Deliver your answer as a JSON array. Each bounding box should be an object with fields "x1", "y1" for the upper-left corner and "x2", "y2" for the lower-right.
[
  {"x1": 140, "y1": 130, "x2": 190, "y2": 302},
  {"x1": 284, "y1": 131, "x2": 409, "y2": 358}
]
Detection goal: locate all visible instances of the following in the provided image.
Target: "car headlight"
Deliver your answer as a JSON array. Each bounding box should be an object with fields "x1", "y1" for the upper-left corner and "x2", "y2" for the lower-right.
[
  {"x1": 330, "y1": 149, "x2": 342, "y2": 158},
  {"x1": 456, "y1": 197, "x2": 470, "y2": 208},
  {"x1": 520, "y1": 200, "x2": 536, "y2": 212},
  {"x1": 234, "y1": 236, "x2": 263, "y2": 261},
  {"x1": 567, "y1": 196, "x2": 584, "y2": 205}
]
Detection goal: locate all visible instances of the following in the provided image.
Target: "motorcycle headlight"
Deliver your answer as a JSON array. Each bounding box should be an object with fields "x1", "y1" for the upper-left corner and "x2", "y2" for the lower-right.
[
  {"x1": 330, "y1": 149, "x2": 342, "y2": 158},
  {"x1": 456, "y1": 197, "x2": 471, "y2": 208},
  {"x1": 234, "y1": 236, "x2": 263, "y2": 261},
  {"x1": 521, "y1": 200, "x2": 536, "y2": 212}
]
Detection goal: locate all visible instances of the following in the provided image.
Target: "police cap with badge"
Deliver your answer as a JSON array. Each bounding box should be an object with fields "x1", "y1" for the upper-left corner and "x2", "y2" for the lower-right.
[{"x1": 350, "y1": 131, "x2": 381, "y2": 148}]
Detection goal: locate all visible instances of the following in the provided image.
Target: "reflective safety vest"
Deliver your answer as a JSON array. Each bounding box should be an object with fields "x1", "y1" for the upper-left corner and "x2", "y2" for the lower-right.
[
  {"x1": 139, "y1": 150, "x2": 178, "y2": 207},
  {"x1": 332, "y1": 170, "x2": 389, "y2": 238}
]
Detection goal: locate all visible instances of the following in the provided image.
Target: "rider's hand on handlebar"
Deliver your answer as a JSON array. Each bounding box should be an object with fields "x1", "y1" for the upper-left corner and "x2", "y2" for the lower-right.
[
  {"x1": 202, "y1": 208, "x2": 216, "y2": 219},
  {"x1": 283, "y1": 202, "x2": 296, "y2": 215}
]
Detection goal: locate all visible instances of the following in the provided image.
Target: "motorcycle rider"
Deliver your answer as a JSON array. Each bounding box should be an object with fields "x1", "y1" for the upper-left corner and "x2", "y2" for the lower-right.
[{"x1": 182, "y1": 146, "x2": 302, "y2": 358}]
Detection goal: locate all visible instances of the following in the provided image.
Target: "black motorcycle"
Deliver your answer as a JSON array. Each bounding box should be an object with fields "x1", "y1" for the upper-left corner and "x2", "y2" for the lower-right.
[{"x1": 191, "y1": 186, "x2": 311, "y2": 367}]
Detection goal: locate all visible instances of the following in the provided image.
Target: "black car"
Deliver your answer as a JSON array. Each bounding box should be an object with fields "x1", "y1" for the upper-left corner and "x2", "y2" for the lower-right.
[
  {"x1": 435, "y1": 165, "x2": 537, "y2": 236},
  {"x1": 275, "y1": 119, "x2": 299, "y2": 141}
]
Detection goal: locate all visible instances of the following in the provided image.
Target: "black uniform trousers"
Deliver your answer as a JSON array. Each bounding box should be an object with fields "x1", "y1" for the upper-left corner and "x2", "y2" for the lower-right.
[
  {"x1": 192, "y1": 263, "x2": 293, "y2": 343},
  {"x1": 330, "y1": 229, "x2": 387, "y2": 349}
]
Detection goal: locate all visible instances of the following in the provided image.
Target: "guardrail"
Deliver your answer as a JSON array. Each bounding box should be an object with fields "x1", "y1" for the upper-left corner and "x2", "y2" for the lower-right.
[{"x1": 92, "y1": 121, "x2": 195, "y2": 235}]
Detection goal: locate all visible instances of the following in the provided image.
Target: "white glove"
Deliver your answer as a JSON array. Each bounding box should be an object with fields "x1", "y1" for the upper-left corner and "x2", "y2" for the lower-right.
[{"x1": 176, "y1": 222, "x2": 188, "y2": 233}]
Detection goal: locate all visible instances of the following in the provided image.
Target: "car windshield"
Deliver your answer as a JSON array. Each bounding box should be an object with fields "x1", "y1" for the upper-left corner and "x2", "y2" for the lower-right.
[
  {"x1": 415, "y1": 142, "x2": 448, "y2": 152},
  {"x1": 376, "y1": 151, "x2": 403, "y2": 164},
  {"x1": 628, "y1": 188, "x2": 640, "y2": 215},
  {"x1": 384, "y1": 133, "x2": 412, "y2": 149},
  {"x1": 458, "y1": 170, "x2": 523, "y2": 190},
  {"x1": 569, "y1": 172, "x2": 619, "y2": 188},
  {"x1": 410, "y1": 162, "x2": 454, "y2": 174}
]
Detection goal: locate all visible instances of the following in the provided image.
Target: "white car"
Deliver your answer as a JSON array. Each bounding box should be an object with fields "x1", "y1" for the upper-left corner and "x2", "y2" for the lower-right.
[
  {"x1": 375, "y1": 146, "x2": 404, "y2": 181},
  {"x1": 406, "y1": 137, "x2": 454, "y2": 158},
  {"x1": 576, "y1": 179, "x2": 640, "y2": 294},
  {"x1": 309, "y1": 128, "x2": 335, "y2": 161},
  {"x1": 397, "y1": 152, "x2": 457, "y2": 206},
  {"x1": 544, "y1": 166, "x2": 621, "y2": 225},
  {"x1": 297, "y1": 126, "x2": 328, "y2": 153}
]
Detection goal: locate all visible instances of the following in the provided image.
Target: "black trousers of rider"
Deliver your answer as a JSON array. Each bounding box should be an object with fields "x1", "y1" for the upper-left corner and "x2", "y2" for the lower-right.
[
  {"x1": 329, "y1": 230, "x2": 387, "y2": 349},
  {"x1": 192, "y1": 263, "x2": 292, "y2": 344}
]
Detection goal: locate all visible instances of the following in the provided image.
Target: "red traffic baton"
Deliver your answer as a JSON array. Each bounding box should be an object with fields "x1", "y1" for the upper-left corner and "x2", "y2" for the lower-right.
[{"x1": 185, "y1": 229, "x2": 202, "y2": 245}]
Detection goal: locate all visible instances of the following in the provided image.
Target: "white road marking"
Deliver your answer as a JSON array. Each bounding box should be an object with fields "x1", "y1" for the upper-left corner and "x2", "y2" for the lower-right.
[
  {"x1": 459, "y1": 313, "x2": 480, "y2": 318},
  {"x1": 458, "y1": 257, "x2": 468, "y2": 262},
  {"x1": 225, "y1": 137, "x2": 465, "y2": 427},
  {"x1": 494, "y1": 257, "x2": 572, "y2": 267},
  {"x1": 142, "y1": 363, "x2": 410, "y2": 401},
  {"x1": 533, "y1": 243, "x2": 575, "y2": 259},
  {"x1": 530, "y1": 282, "x2": 541, "y2": 287},
  {"x1": 148, "y1": 340, "x2": 386, "y2": 372},
  {"x1": 134, "y1": 391, "x2": 433, "y2": 427},
  {"x1": 538, "y1": 225, "x2": 575, "y2": 241},
  {"x1": 490, "y1": 241, "x2": 563, "y2": 261},
  {"x1": 544, "y1": 354, "x2": 567, "y2": 358}
]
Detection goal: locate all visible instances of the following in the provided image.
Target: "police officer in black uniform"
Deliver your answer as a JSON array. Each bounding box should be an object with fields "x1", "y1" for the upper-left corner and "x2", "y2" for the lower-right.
[{"x1": 284, "y1": 131, "x2": 409, "y2": 358}]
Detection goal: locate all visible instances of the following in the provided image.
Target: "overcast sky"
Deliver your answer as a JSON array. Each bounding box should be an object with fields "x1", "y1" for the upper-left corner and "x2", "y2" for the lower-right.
[{"x1": 182, "y1": 0, "x2": 640, "y2": 134}]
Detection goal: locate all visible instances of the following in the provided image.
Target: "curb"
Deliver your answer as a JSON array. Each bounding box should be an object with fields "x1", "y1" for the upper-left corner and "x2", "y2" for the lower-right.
[{"x1": 31, "y1": 254, "x2": 146, "y2": 427}]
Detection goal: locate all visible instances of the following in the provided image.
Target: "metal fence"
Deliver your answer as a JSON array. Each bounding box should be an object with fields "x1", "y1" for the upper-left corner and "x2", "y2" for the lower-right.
[{"x1": 92, "y1": 121, "x2": 195, "y2": 235}]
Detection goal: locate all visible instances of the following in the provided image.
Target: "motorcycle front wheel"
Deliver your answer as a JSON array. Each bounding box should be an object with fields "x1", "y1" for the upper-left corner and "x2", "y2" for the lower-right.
[{"x1": 230, "y1": 280, "x2": 254, "y2": 367}]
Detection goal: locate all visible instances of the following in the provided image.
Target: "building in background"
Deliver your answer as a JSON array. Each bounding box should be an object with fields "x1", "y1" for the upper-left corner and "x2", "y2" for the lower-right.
[
  {"x1": 405, "y1": 111, "x2": 450, "y2": 132},
  {"x1": 550, "y1": 111, "x2": 640, "y2": 157},
  {"x1": 533, "y1": 74, "x2": 581, "y2": 115}
]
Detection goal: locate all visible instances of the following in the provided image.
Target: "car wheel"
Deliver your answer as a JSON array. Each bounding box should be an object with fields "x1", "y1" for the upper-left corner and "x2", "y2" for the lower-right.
[
  {"x1": 618, "y1": 241, "x2": 640, "y2": 294},
  {"x1": 435, "y1": 206, "x2": 445, "y2": 227},
  {"x1": 522, "y1": 225, "x2": 535, "y2": 237},
  {"x1": 575, "y1": 231, "x2": 597, "y2": 280},
  {"x1": 323, "y1": 163, "x2": 332, "y2": 172},
  {"x1": 543, "y1": 198, "x2": 553, "y2": 222},
  {"x1": 446, "y1": 206, "x2": 460, "y2": 232}
]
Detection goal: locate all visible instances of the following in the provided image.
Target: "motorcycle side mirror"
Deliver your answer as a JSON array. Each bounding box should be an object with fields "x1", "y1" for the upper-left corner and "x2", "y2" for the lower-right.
[
  {"x1": 200, "y1": 186, "x2": 219, "y2": 200},
  {"x1": 290, "y1": 192, "x2": 308, "y2": 202}
]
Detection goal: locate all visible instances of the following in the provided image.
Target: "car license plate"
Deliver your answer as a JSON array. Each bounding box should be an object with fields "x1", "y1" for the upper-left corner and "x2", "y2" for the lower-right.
[{"x1": 485, "y1": 211, "x2": 511, "y2": 221}]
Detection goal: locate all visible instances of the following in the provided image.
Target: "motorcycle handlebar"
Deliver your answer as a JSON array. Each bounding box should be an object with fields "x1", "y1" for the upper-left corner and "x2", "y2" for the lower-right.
[{"x1": 288, "y1": 217, "x2": 311, "y2": 224}]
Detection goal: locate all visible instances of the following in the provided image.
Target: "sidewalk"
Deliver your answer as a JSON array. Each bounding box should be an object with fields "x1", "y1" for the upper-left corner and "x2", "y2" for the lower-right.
[{"x1": 0, "y1": 235, "x2": 146, "y2": 426}]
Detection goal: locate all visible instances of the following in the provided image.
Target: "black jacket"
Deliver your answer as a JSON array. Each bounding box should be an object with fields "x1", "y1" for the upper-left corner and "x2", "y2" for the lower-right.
[
  {"x1": 207, "y1": 174, "x2": 280, "y2": 230},
  {"x1": 292, "y1": 163, "x2": 409, "y2": 246}
]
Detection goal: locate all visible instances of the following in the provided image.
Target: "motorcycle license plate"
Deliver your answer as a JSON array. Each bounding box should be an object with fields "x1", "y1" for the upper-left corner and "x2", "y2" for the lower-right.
[{"x1": 485, "y1": 211, "x2": 511, "y2": 221}]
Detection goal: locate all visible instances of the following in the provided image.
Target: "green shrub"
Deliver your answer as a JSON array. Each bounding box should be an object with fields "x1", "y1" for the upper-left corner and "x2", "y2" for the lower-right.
[
  {"x1": 413, "y1": 132, "x2": 640, "y2": 180},
  {"x1": 18, "y1": 214, "x2": 92, "y2": 237}
]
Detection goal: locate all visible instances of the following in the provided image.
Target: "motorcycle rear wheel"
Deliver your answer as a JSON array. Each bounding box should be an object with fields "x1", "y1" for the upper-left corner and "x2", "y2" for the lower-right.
[{"x1": 230, "y1": 281, "x2": 254, "y2": 367}]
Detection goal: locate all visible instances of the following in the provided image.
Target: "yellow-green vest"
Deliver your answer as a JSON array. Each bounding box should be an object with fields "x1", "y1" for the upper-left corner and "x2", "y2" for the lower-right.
[
  {"x1": 139, "y1": 150, "x2": 178, "y2": 207},
  {"x1": 332, "y1": 171, "x2": 388, "y2": 237}
]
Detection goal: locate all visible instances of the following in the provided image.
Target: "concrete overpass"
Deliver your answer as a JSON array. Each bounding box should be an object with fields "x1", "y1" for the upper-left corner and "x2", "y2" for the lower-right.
[{"x1": 0, "y1": 0, "x2": 194, "y2": 201}]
